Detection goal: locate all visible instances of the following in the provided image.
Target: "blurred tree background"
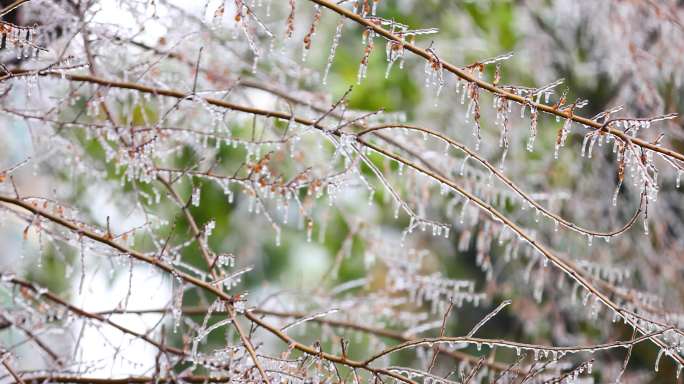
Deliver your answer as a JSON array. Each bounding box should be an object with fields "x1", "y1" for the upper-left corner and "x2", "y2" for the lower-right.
[{"x1": 1, "y1": 0, "x2": 683, "y2": 383}]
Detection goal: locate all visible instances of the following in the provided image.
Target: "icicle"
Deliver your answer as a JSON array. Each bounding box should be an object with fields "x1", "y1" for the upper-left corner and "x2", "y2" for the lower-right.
[
  {"x1": 357, "y1": 29, "x2": 374, "y2": 83},
  {"x1": 286, "y1": 0, "x2": 296, "y2": 38},
  {"x1": 367, "y1": 189, "x2": 375, "y2": 206},
  {"x1": 587, "y1": 134, "x2": 598, "y2": 159},
  {"x1": 460, "y1": 83, "x2": 467, "y2": 105},
  {"x1": 554, "y1": 119, "x2": 572, "y2": 159},
  {"x1": 79, "y1": 237, "x2": 85, "y2": 295},
  {"x1": 275, "y1": 227, "x2": 281, "y2": 246},
  {"x1": 306, "y1": 219, "x2": 314, "y2": 242},
  {"x1": 612, "y1": 180, "x2": 622, "y2": 206},
  {"x1": 460, "y1": 155, "x2": 469, "y2": 176},
  {"x1": 172, "y1": 277, "x2": 184, "y2": 333},
  {"x1": 322, "y1": 19, "x2": 344, "y2": 85},
  {"x1": 459, "y1": 200, "x2": 470, "y2": 224},
  {"x1": 302, "y1": 6, "x2": 322, "y2": 62},
  {"x1": 470, "y1": 86, "x2": 482, "y2": 151},
  {"x1": 655, "y1": 348, "x2": 665, "y2": 372},
  {"x1": 191, "y1": 186, "x2": 201, "y2": 207},
  {"x1": 385, "y1": 38, "x2": 403, "y2": 79},
  {"x1": 527, "y1": 106, "x2": 537, "y2": 152},
  {"x1": 581, "y1": 134, "x2": 591, "y2": 157}
]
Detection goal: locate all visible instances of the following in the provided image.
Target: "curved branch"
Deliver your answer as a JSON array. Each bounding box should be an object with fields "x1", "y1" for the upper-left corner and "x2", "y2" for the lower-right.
[
  {"x1": 358, "y1": 124, "x2": 644, "y2": 239},
  {"x1": 362, "y1": 328, "x2": 671, "y2": 366}
]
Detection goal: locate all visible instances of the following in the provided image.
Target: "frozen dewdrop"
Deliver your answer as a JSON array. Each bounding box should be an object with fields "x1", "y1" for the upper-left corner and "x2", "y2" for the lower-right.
[
  {"x1": 677, "y1": 171, "x2": 681, "y2": 188},
  {"x1": 322, "y1": 19, "x2": 344, "y2": 85},
  {"x1": 218, "y1": 254, "x2": 235, "y2": 268},
  {"x1": 587, "y1": 234, "x2": 593, "y2": 246}
]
